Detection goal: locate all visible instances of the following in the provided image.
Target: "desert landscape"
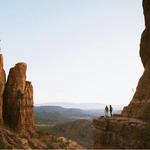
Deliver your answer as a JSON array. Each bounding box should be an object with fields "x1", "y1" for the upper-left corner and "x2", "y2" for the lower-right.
[{"x1": 0, "y1": 0, "x2": 149, "y2": 149}]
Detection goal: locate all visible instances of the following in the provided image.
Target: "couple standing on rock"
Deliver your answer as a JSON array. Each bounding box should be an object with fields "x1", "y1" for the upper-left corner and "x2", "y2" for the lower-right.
[{"x1": 105, "y1": 105, "x2": 113, "y2": 117}]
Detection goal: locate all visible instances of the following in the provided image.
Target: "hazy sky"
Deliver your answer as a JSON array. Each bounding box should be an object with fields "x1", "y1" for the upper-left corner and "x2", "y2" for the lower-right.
[{"x1": 0, "y1": 0, "x2": 144, "y2": 105}]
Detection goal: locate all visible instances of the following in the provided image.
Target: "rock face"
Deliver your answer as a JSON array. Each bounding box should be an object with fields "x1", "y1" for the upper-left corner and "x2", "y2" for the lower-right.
[
  {"x1": 140, "y1": 0, "x2": 150, "y2": 68},
  {"x1": 122, "y1": 0, "x2": 150, "y2": 120},
  {"x1": 0, "y1": 54, "x2": 5, "y2": 126},
  {"x1": 3, "y1": 63, "x2": 35, "y2": 131},
  {"x1": 93, "y1": 117, "x2": 150, "y2": 149},
  {"x1": 93, "y1": 0, "x2": 150, "y2": 149}
]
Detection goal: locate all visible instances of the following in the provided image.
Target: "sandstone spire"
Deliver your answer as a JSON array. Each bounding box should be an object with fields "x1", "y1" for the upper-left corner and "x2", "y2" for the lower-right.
[{"x1": 3, "y1": 63, "x2": 34, "y2": 131}]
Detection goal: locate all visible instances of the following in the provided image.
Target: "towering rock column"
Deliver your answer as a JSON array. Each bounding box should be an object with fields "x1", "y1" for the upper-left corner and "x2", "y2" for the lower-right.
[
  {"x1": 0, "y1": 54, "x2": 5, "y2": 126},
  {"x1": 122, "y1": 0, "x2": 150, "y2": 120},
  {"x1": 3, "y1": 63, "x2": 35, "y2": 132}
]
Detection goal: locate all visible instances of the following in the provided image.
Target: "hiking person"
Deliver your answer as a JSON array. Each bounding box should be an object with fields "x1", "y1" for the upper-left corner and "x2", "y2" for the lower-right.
[
  {"x1": 109, "y1": 105, "x2": 113, "y2": 117},
  {"x1": 105, "y1": 105, "x2": 109, "y2": 117}
]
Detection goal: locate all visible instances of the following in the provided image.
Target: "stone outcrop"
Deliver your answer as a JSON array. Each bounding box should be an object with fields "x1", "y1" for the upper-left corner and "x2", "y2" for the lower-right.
[
  {"x1": 93, "y1": 0, "x2": 150, "y2": 149},
  {"x1": 122, "y1": 63, "x2": 150, "y2": 120},
  {"x1": 3, "y1": 63, "x2": 35, "y2": 132},
  {"x1": 0, "y1": 54, "x2": 84, "y2": 150},
  {"x1": 122, "y1": 0, "x2": 150, "y2": 121},
  {"x1": 0, "y1": 54, "x2": 5, "y2": 126},
  {"x1": 93, "y1": 117, "x2": 150, "y2": 149}
]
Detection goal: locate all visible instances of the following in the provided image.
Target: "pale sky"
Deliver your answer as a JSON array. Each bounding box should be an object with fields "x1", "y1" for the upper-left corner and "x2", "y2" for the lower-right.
[{"x1": 0, "y1": 0, "x2": 144, "y2": 105}]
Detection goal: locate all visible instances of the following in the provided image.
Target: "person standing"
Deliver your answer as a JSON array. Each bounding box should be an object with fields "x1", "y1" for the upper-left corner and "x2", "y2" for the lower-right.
[
  {"x1": 105, "y1": 105, "x2": 109, "y2": 117},
  {"x1": 109, "y1": 105, "x2": 113, "y2": 117}
]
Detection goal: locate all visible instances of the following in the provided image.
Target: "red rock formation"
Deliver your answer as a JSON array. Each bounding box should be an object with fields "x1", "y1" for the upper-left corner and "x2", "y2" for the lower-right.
[
  {"x1": 93, "y1": 1, "x2": 150, "y2": 149},
  {"x1": 0, "y1": 54, "x2": 6, "y2": 126},
  {"x1": 3, "y1": 63, "x2": 35, "y2": 132},
  {"x1": 93, "y1": 117, "x2": 150, "y2": 149},
  {"x1": 122, "y1": 0, "x2": 150, "y2": 120}
]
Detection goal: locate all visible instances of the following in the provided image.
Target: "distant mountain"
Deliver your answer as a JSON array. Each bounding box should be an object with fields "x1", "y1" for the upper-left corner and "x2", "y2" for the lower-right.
[
  {"x1": 35, "y1": 106, "x2": 93, "y2": 117},
  {"x1": 35, "y1": 106, "x2": 94, "y2": 124},
  {"x1": 35, "y1": 105, "x2": 122, "y2": 125},
  {"x1": 35, "y1": 106, "x2": 67, "y2": 113},
  {"x1": 35, "y1": 102, "x2": 123, "y2": 110}
]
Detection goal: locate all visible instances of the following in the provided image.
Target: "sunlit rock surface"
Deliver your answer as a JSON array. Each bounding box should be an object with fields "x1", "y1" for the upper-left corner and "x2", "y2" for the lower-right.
[{"x1": 3, "y1": 63, "x2": 35, "y2": 132}]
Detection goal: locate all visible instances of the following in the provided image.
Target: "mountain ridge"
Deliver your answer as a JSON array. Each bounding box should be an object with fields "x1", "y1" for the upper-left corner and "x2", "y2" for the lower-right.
[{"x1": 35, "y1": 102, "x2": 123, "y2": 110}]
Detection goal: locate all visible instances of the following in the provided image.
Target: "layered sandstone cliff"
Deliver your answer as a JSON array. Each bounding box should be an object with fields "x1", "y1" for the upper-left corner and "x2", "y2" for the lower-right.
[
  {"x1": 3, "y1": 63, "x2": 34, "y2": 132},
  {"x1": 93, "y1": 0, "x2": 150, "y2": 149}
]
